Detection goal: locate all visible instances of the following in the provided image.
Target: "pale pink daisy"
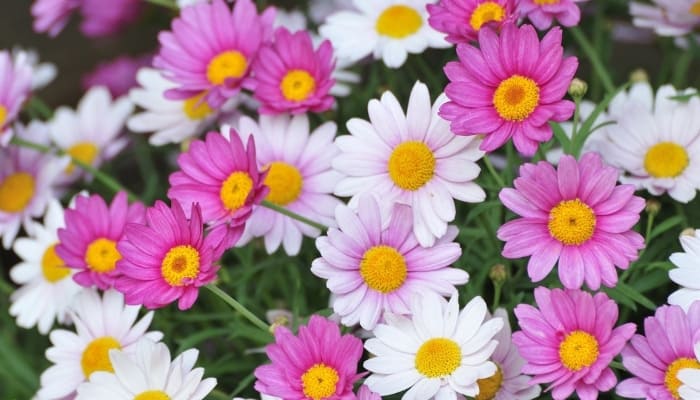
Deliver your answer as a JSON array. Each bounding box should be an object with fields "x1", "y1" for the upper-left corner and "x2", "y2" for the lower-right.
[
  {"x1": 82, "y1": 54, "x2": 152, "y2": 98},
  {"x1": 31, "y1": 0, "x2": 80, "y2": 37},
  {"x1": 0, "y1": 50, "x2": 34, "y2": 146},
  {"x1": 427, "y1": 0, "x2": 517, "y2": 44},
  {"x1": 630, "y1": 1, "x2": 700, "y2": 37},
  {"x1": 517, "y1": 0, "x2": 590, "y2": 30}
]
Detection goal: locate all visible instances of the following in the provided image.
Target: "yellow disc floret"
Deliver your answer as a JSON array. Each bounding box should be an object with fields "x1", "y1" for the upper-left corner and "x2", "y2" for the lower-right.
[
  {"x1": 264, "y1": 161, "x2": 303, "y2": 206},
  {"x1": 470, "y1": 1, "x2": 506, "y2": 31},
  {"x1": 183, "y1": 92, "x2": 214, "y2": 120},
  {"x1": 548, "y1": 199, "x2": 596, "y2": 246},
  {"x1": 692, "y1": 1, "x2": 700, "y2": 15},
  {"x1": 0, "y1": 172, "x2": 35, "y2": 213},
  {"x1": 0, "y1": 105, "x2": 7, "y2": 127},
  {"x1": 81, "y1": 336, "x2": 121, "y2": 378},
  {"x1": 280, "y1": 70, "x2": 316, "y2": 102},
  {"x1": 415, "y1": 338, "x2": 462, "y2": 378},
  {"x1": 85, "y1": 238, "x2": 121, "y2": 273},
  {"x1": 220, "y1": 171, "x2": 253, "y2": 212},
  {"x1": 665, "y1": 357, "x2": 700, "y2": 399},
  {"x1": 493, "y1": 75, "x2": 540, "y2": 121},
  {"x1": 476, "y1": 365, "x2": 504, "y2": 400},
  {"x1": 359, "y1": 245, "x2": 408, "y2": 293},
  {"x1": 558, "y1": 330, "x2": 599, "y2": 371},
  {"x1": 534, "y1": 0, "x2": 560, "y2": 4},
  {"x1": 206, "y1": 50, "x2": 248, "y2": 85},
  {"x1": 134, "y1": 391, "x2": 171, "y2": 400},
  {"x1": 644, "y1": 142, "x2": 689, "y2": 178},
  {"x1": 161, "y1": 245, "x2": 200, "y2": 287},
  {"x1": 388, "y1": 141, "x2": 436, "y2": 191},
  {"x1": 376, "y1": 5, "x2": 423, "y2": 38},
  {"x1": 66, "y1": 142, "x2": 99, "y2": 174},
  {"x1": 42, "y1": 243, "x2": 71, "y2": 283},
  {"x1": 301, "y1": 363, "x2": 339, "y2": 400}
]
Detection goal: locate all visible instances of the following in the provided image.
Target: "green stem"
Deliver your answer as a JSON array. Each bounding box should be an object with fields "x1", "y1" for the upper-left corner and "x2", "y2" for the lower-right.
[
  {"x1": 570, "y1": 27, "x2": 615, "y2": 95},
  {"x1": 645, "y1": 212, "x2": 655, "y2": 246},
  {"x1": 570, "y1": 98, "x2": 581, "y2": 147},
  {"x1": 482, "y1": 156, "x2": 506, "y2": 188},
  {"x1": 261, "y1": 200, "x2": 328, "y2": 232},
  {"x1": 493, "y1": 282, "x2": 503, "y2": 309},
  {"x1": 26, "y1": 97, "x2": 53, "y2": 120},
  {"x1": 142, "y1": 0, "x2": 178, "y2": 10},
  {"x1": 205, "y1": 284, "x2": 270, "y2": 333}
]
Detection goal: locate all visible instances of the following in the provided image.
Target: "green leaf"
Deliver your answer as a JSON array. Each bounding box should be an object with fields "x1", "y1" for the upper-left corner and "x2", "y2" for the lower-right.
[
  {"x1": 571, "y1": 82, "x2": 631, "y2": 157},
  {"x1": 550, "y1": 121, "x2": 570, "y2": 153},
  {"x1": 611, "y1": 282, "x2": 657, "y2": 311},
  {"x1": 649, "y1": 215, "x2": 685, "y2": 241}
]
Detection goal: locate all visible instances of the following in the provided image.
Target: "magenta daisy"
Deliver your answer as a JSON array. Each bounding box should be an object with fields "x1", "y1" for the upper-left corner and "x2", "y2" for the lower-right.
[
  {"x1": 517, "y1": 0, "x2": 590, "y2": 30},
  {"x1": 56, "y1": 192, "x2": 145, "y2": 290},
  {"x1": 311, "y1": 196, "x2": 468, "y2": 330},
  {"x1": 617, "y1": 302, "x2": 700, "y2": 400},
  {"x1": 254, "y1": 315, "x2": 363, "y2": 400},
  {"x1": 0, "y1": 50, "x2": 34, "y2": 146},
  {"x1": 253, "y1": 27, "x2": 335, "y2": 115},
  {"x1": 440, "y1": 23, "x2": 578, "y2": 156},
  {"x1": 31, "y1": 0, "x2": 79, "y2": 37},
  {"x1": 116, "y1": 200, "x2": 220, "y2": 310},
  {"x1": 513, "y1": 287, "x2": 636, "y2": 400},
  {"x1": 427, "y1": 0, "x2": 516, "y2": 44},
  {"x1": 497, "y1": 152, "x2": 645, "y2": 290},
  {"x1": 153, "y1": 0, "x2": 275, "y2": 108},
  {"x1": 168, "y1": 129, "x2": 268, "y2": 253},
  {"x1": 78, "y1": 0, "x2": 143, "y2": 37}
]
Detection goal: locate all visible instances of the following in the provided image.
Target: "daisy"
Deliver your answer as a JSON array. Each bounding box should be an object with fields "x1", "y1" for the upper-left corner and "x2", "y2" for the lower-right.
[
  {"x1": 78, "y1": 0, "x2": 142, "y2": 38},
  {"x1": 75, "y1": 338, "x2": 216, "y2": 399},
  {"x1": 31, "y1": 0, "x2": 80, "y2": 37},
  {"x1": 0, "y1": 49, "x2": 34, "y2": 146},
  {"x1": 12, "y1": 47, "x2": 57, "y2": 90},
  {"x1": 364, "y1": 291, "x2": 503, "y2": 399},
  {"x1": 679, "y1": 341, "x2": 700, "y2": 400},
  {"x1": 56, "y1": 191, "x2": 145, "y2": 290},
  {"x1": 516, "y1": 0, "x2": 590, "y2": 30},
  {"x1": 311, "y1": 196, "x2": 468, "y2": 330},
  {"x1": 319, "y1": 0, "x2": 449, "y2": 68},
  {"x1": 234, "y1": 114, "x2": 342, "y2": 255},
  {"x1": 617, "y1": 302, "x2": 700, "y2": 399},
  {"x1": 513, "y1": 287, "x2": 636, "y2": 399},
  {"x1": 427, "y1": 0, "x2": 517, "y2": 44},
  {"x1": 309, "y1": 0, "x2": 355, "y2": 24},
  {"x1": 440, "y1": 23, "x2": 578, "y2": 156},
  {"x1": 630, "y1": 1, "x2": 700, "y2": 37},
  {"x1": 254, "y1": 315, "x2": 363, "y2": 400},
  {"x1": 333, "y1": 81, "x2": 485, "y2": 247},
  {"x1": 497, "y1": 152, "x2": 645, "y2": 290},
  {"x1": 153, "y1": 0, "x2": 276, "y2": 108},
  {"x1": 82, "y1": 54, "x2": 152, "y2": 98},
  {"x1": 669, "y1": 230, "x2": 700, "y2": 311},
  {"x1": 37, "y1": 289, "x2": 163, "y2": 400},
  {"x1": 9, "y1": 199, "x2": 82, "y2": 334}
]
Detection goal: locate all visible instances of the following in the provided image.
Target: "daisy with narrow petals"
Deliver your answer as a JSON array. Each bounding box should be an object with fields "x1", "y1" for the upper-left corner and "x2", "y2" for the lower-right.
[
  {"x1": 75, "y1": 338, "x2": 216, "y2": 400},
  {"x1": 56, "y1": 192, "x2": 145, "y2": 290},
  {"x1": 513, "y1": 287, "x2": 635, "y2": 400},
  {"x1": 669, "y1": 230, "x2": 700, "y2": 311},
  {"x1": 31, "y1": 0, "x2": 79, "y2": 37},
  {"x1": 364, "y1": 291, "x2": 503, "y2": 399},
  {"x1": 235, "y1": 114, "x2": 342, "y2": 255},
  {"x1": 254, "y1": 315, "x2": 363, "y2": 400},
  {"x1": 498, "y1": 153, "x2": 645, "y2": 290},
  {"x1": 334, "y1": 81, "x2": 485, "y2": 247},
  {"x1": 311, "y1": 196, "x2": 467, "y2": 330},
  {"x1": 320, "y1": 0, "x2": 449, "y2": 68},
  {"x1": 630, "y1": 0, "x2": 700, "y2": 37},
  {"x1": 0, "y1": 50, "x2": 33, "y2": 145},
  {"x1": 441, "y1": 23, "x2": 578, "y2": 155},
  {"x1": 427, "y1": 0, "x2": 516, "y2": 44},
  {"x1": 516, "y1": 0, "x2": 590, "y2": 30},
  {"x1": 679, "y1": 340, "x2": 700, "y2": 400},
  {"x1": 37, "y1": 289, "x2": 163, "y2": 400}
]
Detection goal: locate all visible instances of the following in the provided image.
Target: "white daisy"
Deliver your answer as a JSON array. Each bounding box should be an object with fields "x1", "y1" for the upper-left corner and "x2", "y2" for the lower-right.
[
  {"x1": 333, "y1": 81, "x2": 485, "y2": 247},
  {"x1": 364, "y1": 291, "x2": 503, "y2": 399},
  {"x1": 679, "y1": 341, "x2": 700, "y2": 400},
  {"x1": 9, "y1": 199, "x2": 82, "y2": 334},
  {"x1": 12, "y1": 47, "x2": 57, "y2": 90},
  {"x1": 668, "y1": 229, "x2": 700, "y2": 311},
  {"x1": 233, "y1": 114, "x2": 342, "y2": 255},
  {"x1": 309, "y1": 0, "x2": 355, "y2": 24},
  {"x1": 75, "y1": 338, "x2": 216, "y2": 400},
  {"x1": 319, "y1": 0, "x2": 449, "y2": 68},
  {"x1": 37, "y1": 289, "x2": 163, "y2": 400}
]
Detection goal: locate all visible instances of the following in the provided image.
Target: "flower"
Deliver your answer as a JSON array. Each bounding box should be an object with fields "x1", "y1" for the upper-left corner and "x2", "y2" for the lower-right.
[
  {"x1": 679, "y1": 340, "x2": 700, "y2": 399},
  {"x1": 427, "y1": 0, "x2": 516, "y2": 44},
  {"x1": 116, "y1": 200, "x2": 220, "y2": 310},
  {"x1": 617, "y1": 302, "x2": 700, "y2": 399},
  {"x1": 497, "y1": 152, "x2": 645, "y2": 289},
  {"x1": 9, "y1": 199, "x2": 82, "y2": 334},
  {"x1": 78, "y1": 0, "x2": 143, "y2": 37},
  {"x1": 357, "y1": 385, "x2": 381, "y2": 400},
  {"x1": 440, "y1": 23, "x2": 578, "y2": 156},
  {"x1": 0, "y1": 50, "x2": 34, "y2": 145},
  {"x1": 333, "y1": 81, "x2": 485, "y2": 247},
  {"x1": 75, "y1": 338, "x2": 217, "y2": 399},
  {"x1": 154, "y1": 0, "x2": 276, "y2": 108},
  {"x1": 168, "y1": 129, "x2": 268, "y2": 252},
  {"x1": 312, "y1": 196, "x2": 467, "y2": 330},
  {"x1": 630, "y1": 1, "x2": 700, "y2": 38},
  {"x1": 319, "y1": 0, "x2": 449, "y2": 68},
  {"x1": 364, "y1": 291, "x2": 503, "y2": 399},
  {"x1": 513, "y1": 287, "x2": 635, "y2": 400},
  {"x1": 254, "y1": 315, "x2": 363, "y2": 400},
  {"x1": 37, "y1": 289, "x2": 163, "y2": 400},
  {"x1": 235, "y1": 114, "x2": 342, "y2": 255},
  {"x1": 253, "y1": 28, "x2": 335, "y2": 114},
  {"x1": 12, "y1": 46, "x2": 57, "y2": 90},
  {"x1": 31, "y1": 0, "x2": 80, "y2": 37},
  {"x1": 56, "y1": 192, "x2": 145, "y2": 290},
  {"x1": 516, "y1": 0, "x2": 590, "y2": 30},
  {"x1": 669, "y1": 230, "x2": 700, "y2": 311},
  {"x1": 82, "y1": 54, "x2": 152, "y2": 98}
]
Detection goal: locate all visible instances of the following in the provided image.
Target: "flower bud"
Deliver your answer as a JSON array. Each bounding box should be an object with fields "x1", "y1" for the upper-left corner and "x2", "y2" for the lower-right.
[{"x1": 568, "y1": 78, "x2": 588, "y2": 99}]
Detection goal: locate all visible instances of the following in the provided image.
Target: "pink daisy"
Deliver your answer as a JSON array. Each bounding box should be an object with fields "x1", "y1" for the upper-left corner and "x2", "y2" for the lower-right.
[
  {"x1": 168, "y1": 129, "x2": 268, "y2": 253},
  {"x1": 440, "y1": 23, "x2": 578, "y2": 156},
  {"x1": 517, "y1": 0, "x2": 590, "y2": 30},
  {"x1": 253, "y1": 27, "x2": 335, "y2": 115},
  {"x1": 513, "y1": 287, "x2": 636, "y2": 400},
  {"x1": 116, "y1": 200, "x2": 220, "y2": 310},
  {"x1": 427, "y1": 0, "x2": 516, "y2": 44},
  {"x1": 497, "y1": 152, "x2": 645, "y2": 290},
  {"x1": 310, "y1": 196, "x2": 468, "y2": 330},
  {"x1": 0, "y1": 50, "x2": 34, "y2": 146},
  {"x1": 617, "y1": 302, "x2": 700, "y2": 400},
  {"x1": 153, "y1": 0, "x2": 276, "y2": 108},
  {"x1": 56, "y1": 192, "x2": 145, "y2": 290},
  {"x1": 254, "y1": 315, "x2": 363, "y2": 400},
  {"x1": 82, "y1": 54, "x2": 152, "y2": 98},
  {"x1": 31, "y1": 0, "x2": 80, "y2": 37},
  {"x1": 79, "y1": 0, "x2": 143, "y2": 38}
]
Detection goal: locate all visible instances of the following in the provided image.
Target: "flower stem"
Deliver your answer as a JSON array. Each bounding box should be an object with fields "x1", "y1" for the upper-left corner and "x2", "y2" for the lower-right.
[
  {"x1": 142, "y1": 0, "x2": 178, "y2": 10},
  {"x1": 26, "y1": 96, "x2": 53, "y2": 120},
  {"x1": 493, "y1": 282, "x2": 503, "y2": 309},
  {"x1": 261, "y1": 200, "x2": 328, "y2": 232},
  {"x1": 205, "y1": 284, "x2": 271, "y2": 333},
  {"x1": 569, "y1": 27, "x2": 615, "y2": 95},
  {"x1": 482, "y1": 156, "x2": 506, "y2": 188}
]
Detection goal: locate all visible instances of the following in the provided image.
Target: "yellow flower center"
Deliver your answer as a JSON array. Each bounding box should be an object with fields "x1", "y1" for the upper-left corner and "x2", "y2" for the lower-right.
[
  {"x1": 301, "y1": 363, "x2": 339, "y2": 400},
  {"x1": 388, "y1": 141, "x2": 435, "y2": 191},
  {"x1": 692, "y1": 1, "x2": 700, "y2": 15},
  {"x1": 415, "y1": 338, "x2": 462, "y2": 378},
  {"x1": 665, "y1": 357, "x2": 700, "y2": 399},
  {"x1": 469, "y1": 1, "x2": 506, "y2": 31},
  {"x1": 85, "y1": 238, "x2": 121, "y2": 273},
  {"x1": 359, "y1": 245, "x2": 408, "y2": 293},
  {"x1": 0, "y1": 172, "x2": 35, "y2": 213},
  {"x1": 220, "y1": 171, "x2": 253, "y2": 212},
  {"x1": 376, "y1": 5, "x2": 423, "y2": 38},
  {"x1": 558, "y1": 330, "x2": 599, "y2": 371},
  {"x1": 493, "y1": 75, "x2": 540, "y2": 121},
  {"x1": 533, "y1": 0, "x2": 560, "y2": 4},
  {"x1": 548, "y1": 199, "x2": 596, "y2": 246},
  {"x1": 42, "y1": 243, "x2": 71, "y2": 283},
  {"x1": 66, "y1": 142, "x2": 99, "y2": 174},
  {"x1": 134, "y1": 390, "x2": 171, "y2": 400},
  {"x1": 475, "y1": 365, "x2": 504, "y2": 400},
  {"x1": 0, "y1": 105, "x2": 7, "y2": 126},
  {"x1": 206, "y1": 50, "x2": 248, "y2": 85},
  {"x1": 280, "y1": 70, "x2": 316, "y2": 102},
  {"x1": 644, "y1": 142, "x2": 689, "y2": 178},
  {"x1": 182, "y1": 92, "x2": 214, "y2": 120},
  {"x1": 263, "y1": 161, "x2": 303, "y2": 206},
  {"x1": 161, "y1": 245, "x2": 200, "y2": 287},
  {"x1": 81, "y1": 336, "x2": 121, "y2": 378}
]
